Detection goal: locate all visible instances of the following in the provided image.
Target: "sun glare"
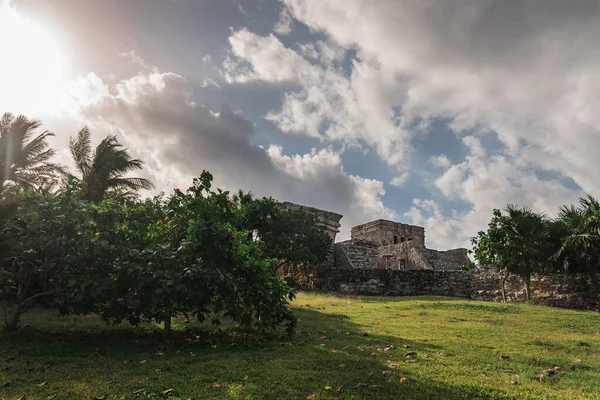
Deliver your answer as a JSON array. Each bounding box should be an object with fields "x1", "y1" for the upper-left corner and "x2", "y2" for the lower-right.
[{"x1": 0, "y1": 0, "x2": 70, "y2": 116}]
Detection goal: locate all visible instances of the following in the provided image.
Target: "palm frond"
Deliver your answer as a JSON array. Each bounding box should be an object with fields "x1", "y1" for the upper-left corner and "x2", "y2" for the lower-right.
[{"x1": 69, "y1": 127, "x2": 93, "y2": 176}]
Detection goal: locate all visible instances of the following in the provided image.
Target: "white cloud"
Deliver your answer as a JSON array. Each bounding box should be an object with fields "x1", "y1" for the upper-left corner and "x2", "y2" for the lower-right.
[
  {"x1": 430, "y1": 154, "x2": 451, "y2": 169},
  {"x1": 201, "y1": 78, "x2": 221, "y2": 88},
  {"x1": 406, "y1": 136, "x2": 583, "y2": 250},
  {"x1": 273, "y1": 7, "x2": 293, "y2": 35},
  {"x1": 278, "y1": 0, "x2": 598, "y2": 248},
  {"x1": 225, "y1": 29, "x2": 411, "y2": 169},
  {"x1": 390, "y1": 172, "x2": 409, "y2": 187},
  {"x1": 62, "y1": 63, "x2": 394, "y2": 240}
]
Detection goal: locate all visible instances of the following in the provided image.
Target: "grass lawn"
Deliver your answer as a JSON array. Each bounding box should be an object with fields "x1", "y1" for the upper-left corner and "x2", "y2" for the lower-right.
[{"x1": 1, "y1": 291, "x2": 600, "y2": 400}]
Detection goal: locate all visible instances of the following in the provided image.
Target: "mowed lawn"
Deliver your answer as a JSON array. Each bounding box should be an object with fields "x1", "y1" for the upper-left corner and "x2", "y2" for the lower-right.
[{"x1": 1, "y1": 292, "x2": 599, "y2": 400}]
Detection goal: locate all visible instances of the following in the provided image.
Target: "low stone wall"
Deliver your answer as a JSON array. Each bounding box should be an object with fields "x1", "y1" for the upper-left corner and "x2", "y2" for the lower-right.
[
  {"x1": 313, "y1": 265, "x2": 599, "y2": 301},
  {"x1": 471, "y1": 271, "x2": 598, "y2": 302},
  {"x1": 314, "y1": 268, "x2": 473, "y2": 297}
]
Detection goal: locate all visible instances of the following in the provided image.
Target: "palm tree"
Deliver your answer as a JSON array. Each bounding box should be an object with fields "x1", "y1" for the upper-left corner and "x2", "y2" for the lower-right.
[
  {"x1": 503, "y1": 204, "x2": 547, "y2": 299},
  {"x1": 69, "y1": 127, "x2": 154, "y2": 203},
  {"x1": 0, "y1": 112, "x2": 65, "y2": 191},
  {"x1": 555, "y1": 194, "x2": 600, "y2": 293}
]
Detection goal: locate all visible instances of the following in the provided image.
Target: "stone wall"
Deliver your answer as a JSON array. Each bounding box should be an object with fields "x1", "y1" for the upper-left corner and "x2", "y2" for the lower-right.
[
  {"x1": 470, "y1": 270, "x2": 599, "y2": 302},
  {"x1": 314, "y1": 267, "x2": 473, "y2": 297},
  {"x1": 313, "y1": 262, "x2": 599, "y2": 302},
  {"x1": 375, "y1": 242, "x2": 429, "y2": 270},
  {"x1": 335, "y1": 241, "x2": 379, "y2": 269},
  {"x1": 351, "y1": 220, "x2": 425, "y2": 247}
]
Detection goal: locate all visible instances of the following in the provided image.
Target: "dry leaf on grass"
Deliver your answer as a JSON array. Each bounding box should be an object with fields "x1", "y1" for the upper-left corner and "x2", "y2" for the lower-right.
[
  {"x1": 355, "y1": 383, "x2": 367, "y2": 389},
  {"x1": 499, "y1": 355, "x2": 510, "y2": 361},
  {"x1": 163, "y1": 389, "x2": 174, "y2": 395},
  {"x1": 572, "y1": 358, "x2": 582, "y2": 363},
  {"x1": 213, "y1": 383, "x2": 222, "y2": 389},
  {"x1": 307, "y1": 394, "x2": 316, "y2": 400},
  {"x1": 400, "y1": 377, "x2": 407, "y2": 383},
  {"x1": 38, "y1": 382, "x2": 48, "y2": 387},
  {"x1": 324, "y1": 386, "x2": 332, "y2": 391},
  {"x1": 139, "y1": 360, "x2": 147, "y2": 364}
]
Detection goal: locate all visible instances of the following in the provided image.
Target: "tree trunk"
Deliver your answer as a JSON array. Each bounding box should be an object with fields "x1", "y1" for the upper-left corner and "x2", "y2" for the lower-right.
[
  {"x1": 589, "y1": 270, "x2": 599, "y2": 296},
  {"x1": 164, "y1": 300, "x2": 172, "y2": 337},
  {"x1": 501, "y1": 271, "x2": 508, "y2": 303},
  {"x1": 4, "y1": 308, "x2": 20, "y2": 332},
  {"x1": 524, "y1": 274, "x2": 531, "y2": 300},
  {"x1": 2, "y1": 291, "x2": 53, "y2": 332}
]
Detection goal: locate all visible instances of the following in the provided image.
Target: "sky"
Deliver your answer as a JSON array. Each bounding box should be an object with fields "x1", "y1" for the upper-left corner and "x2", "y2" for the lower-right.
[{"x1": 1, "y1": 0, "x2": 598, "y2": 249}]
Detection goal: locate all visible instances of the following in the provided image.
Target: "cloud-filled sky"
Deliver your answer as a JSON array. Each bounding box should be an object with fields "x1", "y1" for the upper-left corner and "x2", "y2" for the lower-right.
[{"x1": 2, "y1": 0, "x2": 598, "y2": 248}]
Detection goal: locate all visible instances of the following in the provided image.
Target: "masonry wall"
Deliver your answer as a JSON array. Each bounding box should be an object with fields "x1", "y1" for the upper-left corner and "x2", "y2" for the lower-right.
[
  {"x1": 314, "y1": 268, "x2": 473, "y2": 297},
  {"x1": 351, "y1": 220, "x2": 425, "y2": 247},
  {"x1": 314, "y1": 263, "x2": 599, "y2": 302},
  {"x1": 470, "y1": 271, "x2": 599, "y2": 302},
  {"x1": 375, "y1": 243, "x2": 429, "y2": 270}
]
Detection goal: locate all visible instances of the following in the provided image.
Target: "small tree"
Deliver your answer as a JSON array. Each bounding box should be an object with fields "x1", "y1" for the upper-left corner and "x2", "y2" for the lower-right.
[
  {"x1": 0, "y1": 177, "x2": 88, "y2": 331},
  {"x1": 471, "y1": 206, "x2": 547, "y2": 301}
]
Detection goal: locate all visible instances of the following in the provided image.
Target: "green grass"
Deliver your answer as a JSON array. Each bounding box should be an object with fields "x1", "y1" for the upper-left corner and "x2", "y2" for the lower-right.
[{"x1": 1, "y1": 292, "x2": 600, "y2": 400}]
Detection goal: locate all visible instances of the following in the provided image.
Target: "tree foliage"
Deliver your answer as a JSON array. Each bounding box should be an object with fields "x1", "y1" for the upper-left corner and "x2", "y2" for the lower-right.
[
  {"x1": 471, "y1": 205, "x2": 548, "y2": 300},
  {"x1": 232, "y1": 192, "x2": 333, "y2": 275},
  {"x1": 1, "y1": 173, "x2": 302, "y2": 334},
  {"x1": 69, "y1": 127, "x2": 154, "y2": 203},
  {"x1": 553, "y1": 194, "x2": 600, "y2": 293},
  {"x1": 0, "y1": 112, "x2": 65, "y2": 191}
]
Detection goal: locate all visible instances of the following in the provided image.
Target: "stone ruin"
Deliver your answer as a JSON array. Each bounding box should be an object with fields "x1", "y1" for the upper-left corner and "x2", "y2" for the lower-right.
[
  {"x1": 336, "y1": 219, "x2": 469, "y2": 271},
  {"x1": 280, "y1": 202, "x2": 600, "y2": 301},
  {"x1": 279, "y1": 202, "x2": 469, "y2": 272}
]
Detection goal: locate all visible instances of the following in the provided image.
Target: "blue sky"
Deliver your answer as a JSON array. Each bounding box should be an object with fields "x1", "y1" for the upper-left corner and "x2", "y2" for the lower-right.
[{"x1": 3, "y1": 0, "x2": 599, "y2": 248}]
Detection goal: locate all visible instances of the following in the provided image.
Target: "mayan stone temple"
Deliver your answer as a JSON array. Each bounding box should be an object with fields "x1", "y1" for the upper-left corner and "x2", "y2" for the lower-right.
[
  {"x1": 279, "y1": 202, "x2": 474, "y2": 297},
  {"x1": 335, "y1": 219, "x2": 469, "y2": 271}
]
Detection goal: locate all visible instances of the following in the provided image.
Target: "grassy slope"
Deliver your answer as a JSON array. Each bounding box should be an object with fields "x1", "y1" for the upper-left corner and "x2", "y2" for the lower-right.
[{"x1": 1, "y1": 292, "x2": 599, "y2": 400}]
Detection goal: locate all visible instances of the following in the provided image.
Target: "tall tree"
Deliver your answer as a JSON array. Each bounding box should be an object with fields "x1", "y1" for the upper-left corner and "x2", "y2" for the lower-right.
[
  {"x1": 0, "y1": 112, "x2": 65, "y2": 191},
  {"x1": 555, "y1": 194, "x2": 600, "y2": 294},
  {"x1": 69, "y1": 127, "x2": 154, "y2": 203}
]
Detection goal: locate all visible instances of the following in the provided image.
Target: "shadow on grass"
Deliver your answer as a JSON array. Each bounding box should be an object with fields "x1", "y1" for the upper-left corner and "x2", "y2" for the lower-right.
[{"x1": 0, "y1": 305, "x2": 521, "y2": 400}]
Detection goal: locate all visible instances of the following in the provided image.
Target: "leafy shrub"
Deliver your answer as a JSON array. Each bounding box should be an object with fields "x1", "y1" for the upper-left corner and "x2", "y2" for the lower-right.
[{"x1": 1, "y1": 172, "x2": 316, "y2": 335}]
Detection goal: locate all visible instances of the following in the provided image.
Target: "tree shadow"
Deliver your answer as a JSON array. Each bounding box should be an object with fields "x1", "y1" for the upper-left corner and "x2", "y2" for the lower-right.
[{"x1": 0, "y1": 306, "x2": 521, "y2": 400}]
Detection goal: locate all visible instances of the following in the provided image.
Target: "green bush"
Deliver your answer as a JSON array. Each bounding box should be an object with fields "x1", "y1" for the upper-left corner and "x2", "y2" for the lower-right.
[{"x1": 1, "y1": 172, "x2": 301, "y2": 335}]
